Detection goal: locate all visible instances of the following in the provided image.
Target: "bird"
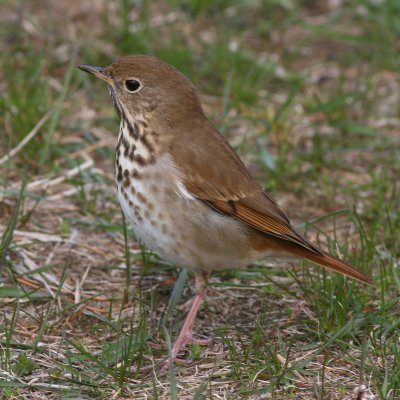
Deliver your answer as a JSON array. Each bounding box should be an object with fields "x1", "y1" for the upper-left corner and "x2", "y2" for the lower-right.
[{"x1": 77, "y1": 55, "x2": 371, "y2": 364}]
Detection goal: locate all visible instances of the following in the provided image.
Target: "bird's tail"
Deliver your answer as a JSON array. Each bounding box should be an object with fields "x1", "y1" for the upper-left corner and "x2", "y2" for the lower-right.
[{"x1": 288, "y1": 244, "x2": 372, "y2": 285}]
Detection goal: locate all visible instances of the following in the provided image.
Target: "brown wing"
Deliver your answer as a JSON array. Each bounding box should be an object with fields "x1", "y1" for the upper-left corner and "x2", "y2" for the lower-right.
[
  {"x1": 169, "y1": 120, "x2": 371, "y2": 285},
  {"x1": 170, "y1": 120, "x2": 321, "y2": 255}
]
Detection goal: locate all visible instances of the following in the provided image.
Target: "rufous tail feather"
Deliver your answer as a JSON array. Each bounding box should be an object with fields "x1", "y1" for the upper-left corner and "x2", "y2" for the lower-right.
[{"x1": 288, "y1": 245, "x2": 372, "y2": 285}]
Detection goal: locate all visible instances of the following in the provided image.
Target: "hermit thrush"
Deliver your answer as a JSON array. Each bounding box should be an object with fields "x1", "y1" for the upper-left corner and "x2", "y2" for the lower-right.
[{"x1": 78, "y1": 55, "x2": 371, "y2": 362}]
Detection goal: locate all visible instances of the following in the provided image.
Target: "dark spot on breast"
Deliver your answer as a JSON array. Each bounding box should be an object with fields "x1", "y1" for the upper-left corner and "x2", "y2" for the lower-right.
[
  {"x1": 127, "y1": 120, "x2": 139, "y2": 140},
  {"x1": 133, "y1": 153, "x2": 155, "y2": 166},
  {"x1": 123, "y1": 177, "x2": 130, "y2": 188},
  {"x1": 132, "y1": 169, "x2": 142, "y2": 179},
  {"x1": 123, "y1": 171, "x2": 131, "y2": 187},
  {"x1": 137, "y1": 192, "x2": 147, "y2": 204},
  {"x1": 133, "y1": 154, "x2": 146, "y2": 166},
  {"x1": 117, "y1": 168, "x2": 123, "y2": 182},
  {"x1": 144, "y1": 210, "x2": 150, "y2": 219},
  {"x1": 121, "y1": 135, "x2": 129, "y2": 149},
  {"x1": 124, "y1": 145, "x2": 129, "y2": 158},
  {"x1": 129, "y1": 145, "x2": 136, "y2": 161},
  {"x1": 140, "y1": 134, "x2": 154, "y2": 154},
  {"x1": 134, "y1": 205, "x2": 143, "y2": 223},
  {"x1": 161, "y1": 223, "x2": 168, "y2": 234}
]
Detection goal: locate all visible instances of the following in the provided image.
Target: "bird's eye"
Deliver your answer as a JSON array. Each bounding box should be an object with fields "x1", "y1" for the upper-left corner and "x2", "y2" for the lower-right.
[{"x1": 125, "y1": 79, "x2": 141, "y2": 92}]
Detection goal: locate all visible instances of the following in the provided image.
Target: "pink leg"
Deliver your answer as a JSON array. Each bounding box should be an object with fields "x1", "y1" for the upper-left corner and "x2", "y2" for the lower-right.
[{"x1": 169, "y1": 271, "x2": 209, "y2": 360}]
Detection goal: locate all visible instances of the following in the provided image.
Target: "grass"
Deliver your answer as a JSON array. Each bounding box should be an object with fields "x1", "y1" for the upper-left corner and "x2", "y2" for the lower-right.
[{"x1": 0, "y1": 0, "x2": 399, "y2": 398}]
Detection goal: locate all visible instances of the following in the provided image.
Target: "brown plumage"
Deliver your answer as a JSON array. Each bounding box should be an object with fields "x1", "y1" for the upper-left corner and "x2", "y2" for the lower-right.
[
  {"x1": 78, "y1": 55, "x2": 371, "y2": 365},
  {"x1": 170, "y1": 117, "x2": 370, "y2": 283}
]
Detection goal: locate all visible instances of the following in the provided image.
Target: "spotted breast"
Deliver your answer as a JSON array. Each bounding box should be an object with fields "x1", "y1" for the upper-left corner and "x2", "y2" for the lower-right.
[{"x1": 114, "y1": 117, "x2": 260, "y2": 272}]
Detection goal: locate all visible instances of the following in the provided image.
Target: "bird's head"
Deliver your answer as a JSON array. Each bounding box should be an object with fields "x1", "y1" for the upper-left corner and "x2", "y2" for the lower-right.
[{"x1": 78, "y1": 55, "x2": 203, "y2": 128}]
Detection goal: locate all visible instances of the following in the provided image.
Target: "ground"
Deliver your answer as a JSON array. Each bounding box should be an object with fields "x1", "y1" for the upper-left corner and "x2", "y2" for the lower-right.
[{"x1": 0, "y1": 0, "x2": 399, "y2": 399}]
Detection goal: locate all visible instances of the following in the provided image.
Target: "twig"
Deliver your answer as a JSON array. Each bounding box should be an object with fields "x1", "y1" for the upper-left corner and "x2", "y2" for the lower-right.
[
  {"x1": 24, "y1": 157, "x2": 94, "y2": 191},
  {"x1": 0, "y1": 111, "x2": 52, "y2": 166}
]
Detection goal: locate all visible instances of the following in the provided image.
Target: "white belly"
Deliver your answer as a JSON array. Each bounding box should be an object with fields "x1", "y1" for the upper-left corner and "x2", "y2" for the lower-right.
[{"x1": 116, "y1": 153, "x2": 259, "y2": 272}]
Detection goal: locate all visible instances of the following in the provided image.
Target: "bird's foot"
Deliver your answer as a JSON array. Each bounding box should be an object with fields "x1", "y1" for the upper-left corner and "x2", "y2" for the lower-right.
[
  {"x1": 158, "y1": 333, "x2": 212, "y2": 370},
  {"x1": 170, "y1": 331, "x2": 212, "y2": 359}
]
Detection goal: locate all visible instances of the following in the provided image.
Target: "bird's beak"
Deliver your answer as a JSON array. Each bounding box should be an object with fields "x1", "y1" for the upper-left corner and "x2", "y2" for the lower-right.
[{"x1": 77, "y1": 64, "x2": 112, "y2": 84}]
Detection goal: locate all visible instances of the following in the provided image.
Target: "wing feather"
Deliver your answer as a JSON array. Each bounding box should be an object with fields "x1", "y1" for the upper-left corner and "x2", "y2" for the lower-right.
[
  {"x1": 167, "y1": 108, "x2": 370, "y2": 284},
  {"x1": 171, "y1": 123, "x2": 321, "y2": 255}
]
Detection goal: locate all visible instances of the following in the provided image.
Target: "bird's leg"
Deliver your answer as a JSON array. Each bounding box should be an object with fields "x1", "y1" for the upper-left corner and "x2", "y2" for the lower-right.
[{"x1": 169, "y1": 270, "x2": 210, "y2": 360}]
